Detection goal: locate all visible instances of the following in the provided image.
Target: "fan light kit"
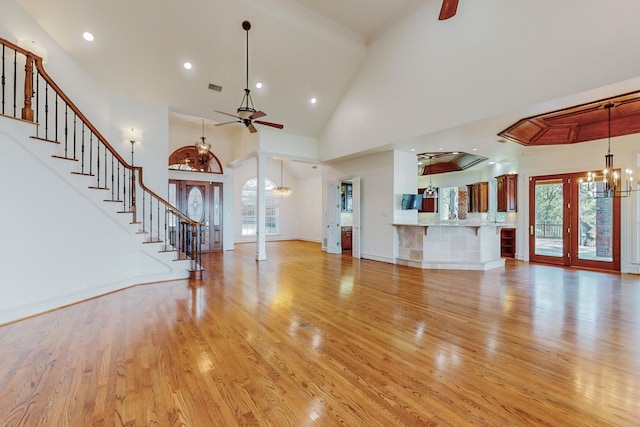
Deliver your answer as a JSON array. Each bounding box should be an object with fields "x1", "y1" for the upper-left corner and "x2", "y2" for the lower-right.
[{"x1": 215, "y1": 21, "x2": 284, "y2": 133}]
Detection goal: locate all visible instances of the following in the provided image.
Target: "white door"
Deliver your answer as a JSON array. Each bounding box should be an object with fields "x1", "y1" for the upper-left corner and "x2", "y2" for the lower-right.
[
  {"x1": 351, "y1": 176, "x2": 361, "y2": 259},
  {"x1": 326, "y1": 181, "x2": 342, "y2": 254}
]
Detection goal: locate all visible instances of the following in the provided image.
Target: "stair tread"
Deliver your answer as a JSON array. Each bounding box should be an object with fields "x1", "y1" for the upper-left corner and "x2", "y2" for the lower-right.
[
  {"x1": 104, "y1": 199, "x2": 123, "y2": 203},
  {"x1": 31, "y1": 136, "x2": 60, "y2": 144},
  {"x1": 71, "y1": 172, "x2": 95, "y2": 177},
  {"x1": 52, "y1": 155, "x2": 78, "y2": 161},
  {"x1": 88, "y1": 186, "x2": 110, "y2": 190}
]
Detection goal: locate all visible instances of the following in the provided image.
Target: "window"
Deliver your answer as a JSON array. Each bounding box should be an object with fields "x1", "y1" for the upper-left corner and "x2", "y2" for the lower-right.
[
  {"x1": 241, "y1": 178, "x2": 280, "y2": 236},
  {"x1": 439, "y1": 187, "x2": 459, "y2": 220}
]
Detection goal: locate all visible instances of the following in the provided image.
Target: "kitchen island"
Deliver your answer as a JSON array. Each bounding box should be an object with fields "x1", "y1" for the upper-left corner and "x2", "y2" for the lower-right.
[{"x1": 393, "y1": 222, "x2": 512, "y2": 270}]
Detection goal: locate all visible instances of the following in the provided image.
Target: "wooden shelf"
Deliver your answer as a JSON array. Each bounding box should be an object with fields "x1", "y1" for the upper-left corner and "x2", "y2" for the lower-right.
[{"x1": 500, "y1": 227, "x2": 516, "y2": 258}]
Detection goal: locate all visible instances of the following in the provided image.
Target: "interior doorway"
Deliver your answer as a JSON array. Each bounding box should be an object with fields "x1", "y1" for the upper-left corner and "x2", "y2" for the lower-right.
[
  {"x1": 529, "y1": 172, "x2": 620, "y2": 271},
  {"x1": 169, "y1": 180, "x2": 223, "y2": 252},
  {"x1": 326, "y1": 177, "x2": 360, "y2": 258}
]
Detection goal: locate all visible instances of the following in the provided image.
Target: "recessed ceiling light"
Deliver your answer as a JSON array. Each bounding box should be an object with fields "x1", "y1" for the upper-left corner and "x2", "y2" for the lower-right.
[
  {"x1": 310, "y1": 97, "x2": 317, "y2": 104},
  {"x1": 472, "y1": 148, "x2": 478, "y2": 151},
  {"x1": 255, "y1": 82, "x2": 263, "y2": 89},
  {"x1": 83, "y1": 32, "x2": 94, "y2": 42},
  {"x1": 489, "y1": 161, "x2": 495, "y2": 165},
  {"x1": 452, "y1": 151, "x2": 459, "y2": 155},
  {"x1": 183, "y1": 62, "x2": 192, "y2": 70},
  {"x1": 438, "y1": 147, "x2": 443, "y2": 151},
  {"x1": 410, "y1": 148, "x2": 416, "y2": 152}
]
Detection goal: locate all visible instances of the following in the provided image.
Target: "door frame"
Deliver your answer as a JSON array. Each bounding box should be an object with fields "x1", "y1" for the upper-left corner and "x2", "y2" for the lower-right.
[{"x1": 529, "y1": 172, "x2": 620, "y2": 271}]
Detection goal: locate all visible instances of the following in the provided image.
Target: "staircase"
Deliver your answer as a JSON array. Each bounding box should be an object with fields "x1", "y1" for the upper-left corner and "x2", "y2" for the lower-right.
[{"x1": 0, "y1": 37, "x2": 204, "y2": 323}]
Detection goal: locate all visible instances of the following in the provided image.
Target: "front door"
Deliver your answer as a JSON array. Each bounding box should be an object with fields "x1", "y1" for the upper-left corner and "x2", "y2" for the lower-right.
[
  {"x1": 169, "y1": 180, "x2": 223, "y2": 252},
  {"x1": 529, "y1": 173, "x2": 620, "y2": 271}
]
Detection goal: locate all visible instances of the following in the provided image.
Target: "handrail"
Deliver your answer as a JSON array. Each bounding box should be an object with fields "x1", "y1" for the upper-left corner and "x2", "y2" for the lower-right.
[{"x1": 0, "y1": 36, "x2": 203, "y2": 277}]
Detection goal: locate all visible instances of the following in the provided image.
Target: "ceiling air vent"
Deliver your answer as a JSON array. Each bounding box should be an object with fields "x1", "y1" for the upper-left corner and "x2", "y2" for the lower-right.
[{"x1": 208, "y1": 83, "x2": 222, "y2": 92}]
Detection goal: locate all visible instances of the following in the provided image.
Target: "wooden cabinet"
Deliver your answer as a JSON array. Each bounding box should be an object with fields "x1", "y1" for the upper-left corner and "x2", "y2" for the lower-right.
[
  {"x1": 500, "y1": 227, "x2": 516, "y2": 258},
  {"x1": 467, "y1": 182, "x2": 488, "y2": 213},
  {"x1": 341, "y1": 227, "x2": 352, "y2": 251},
  {"x1": 418, "y1": 188, "x2": 438, "y2": 213},
  {"x1": 496, "y1": 174, "x2": 517, "y2": 212}
]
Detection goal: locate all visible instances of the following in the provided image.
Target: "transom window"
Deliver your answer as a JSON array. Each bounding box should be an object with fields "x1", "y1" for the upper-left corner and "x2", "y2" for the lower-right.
[{"x1": 241, "y1": 178, "x2": 280, "y2": 236}]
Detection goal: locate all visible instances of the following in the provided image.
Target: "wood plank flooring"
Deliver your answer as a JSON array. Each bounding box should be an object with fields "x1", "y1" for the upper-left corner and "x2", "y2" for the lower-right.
[{"x1": 1, "y1": 241, "x2": 640, "y2": 426}]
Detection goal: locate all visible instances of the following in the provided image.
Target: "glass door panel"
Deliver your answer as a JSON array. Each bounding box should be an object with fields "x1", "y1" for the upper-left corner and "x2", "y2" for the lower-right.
[
  {"x1": 572, "y1": 172, "x2": 619, "y2": 271},
  {"x1": 530, "y1": 177, "x2": 569, "y2": 265},
  {"x1": 577, "y1": 179, "x2": 613, "y2": 262}
]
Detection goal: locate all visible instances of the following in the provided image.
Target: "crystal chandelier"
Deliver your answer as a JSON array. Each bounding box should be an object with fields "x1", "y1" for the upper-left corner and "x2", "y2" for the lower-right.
[{"x1": 273, "y1": 159, "x2": 292, "y2": 197}]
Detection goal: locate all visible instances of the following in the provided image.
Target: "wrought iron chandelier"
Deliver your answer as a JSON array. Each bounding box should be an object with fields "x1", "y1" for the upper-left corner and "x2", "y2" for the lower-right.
[{"x1": 581, "y1": 102, "x2": 633, "y2": 198}]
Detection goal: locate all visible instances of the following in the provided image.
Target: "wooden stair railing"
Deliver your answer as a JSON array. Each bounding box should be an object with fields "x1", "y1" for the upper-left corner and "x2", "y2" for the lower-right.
[{"x1": 0, "y1": 37, "x2": 203, "y2": 279}]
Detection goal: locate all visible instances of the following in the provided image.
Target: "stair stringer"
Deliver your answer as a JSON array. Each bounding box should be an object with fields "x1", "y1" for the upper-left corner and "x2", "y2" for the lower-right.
[{"x1": 0, "y1": 117, "x2": 191, "y2": 324}]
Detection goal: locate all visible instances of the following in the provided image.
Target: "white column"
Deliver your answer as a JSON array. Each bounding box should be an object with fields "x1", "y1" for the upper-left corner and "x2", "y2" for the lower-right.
[{"x1": 255, "y1": 153, "x2": 267, "y2": 260}]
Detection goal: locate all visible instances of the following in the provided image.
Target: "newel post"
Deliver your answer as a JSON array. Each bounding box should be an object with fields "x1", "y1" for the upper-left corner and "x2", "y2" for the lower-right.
[{"x1": 21, "y1": 53, "x2": 34, "y2": 122}]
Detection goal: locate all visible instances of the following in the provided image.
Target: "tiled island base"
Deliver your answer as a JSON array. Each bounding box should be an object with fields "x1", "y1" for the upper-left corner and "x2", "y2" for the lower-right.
[{"x1": 394, "y1": 223, "x2": 506, "y2": 270}]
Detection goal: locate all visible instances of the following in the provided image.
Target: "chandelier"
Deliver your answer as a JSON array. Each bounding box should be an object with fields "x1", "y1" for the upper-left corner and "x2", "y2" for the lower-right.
[
  {"x1": 581, "y1": 102, "x2": 633, "y2": 198},
  {"x1": 273, "y1": 159, "x2": 292, "y2": 197},
  {"x1": 422, "y1": 155, "x2": 438, "y2": 199},
  {"x1": 195, "y1": 119, "x2": 211, "y2": 156}
]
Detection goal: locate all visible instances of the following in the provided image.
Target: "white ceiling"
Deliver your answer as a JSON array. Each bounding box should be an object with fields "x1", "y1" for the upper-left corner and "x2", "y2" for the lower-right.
[
  {"x1": 13, "y1": 0, "x2": 640, "y2": 180},
  {"x1": 16, "y1": 0, "x2": 429, "y2": 140}
]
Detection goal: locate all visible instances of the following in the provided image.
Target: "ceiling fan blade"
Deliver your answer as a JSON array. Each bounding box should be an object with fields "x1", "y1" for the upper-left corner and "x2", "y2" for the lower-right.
[
  {"x1": 215, "y1": 120, "x2": 240, "y2": 126},
  {"x1": 255, "y1": 120, "x2": 284, "y2": 130},
  {"x1": 250, "y1": 110, "x2": 267, "y2": 120},
  {"x1": 247, "y1": 122, "x2": 258, "y2": 133},
  {"x1": 214, "y1": 110, "x2": 241, "y2": 120},
  {"x1": 438, "y1": 0, "x2": 459, "y2": 20}
]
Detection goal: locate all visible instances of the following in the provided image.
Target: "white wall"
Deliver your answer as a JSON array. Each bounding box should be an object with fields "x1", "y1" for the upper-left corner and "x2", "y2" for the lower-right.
[
  {"x1": 319, "y1": 0, "x2": 640, "y2": 161},
  {"x1": 297, "y1": 173, "x2": 323, "y2": 243},
  {"x1": 0, "y1": 120, "x2": 187, "y2": 324},
  {"x1": 108, "y1": 96, "x2": 170, "y2": 198}
]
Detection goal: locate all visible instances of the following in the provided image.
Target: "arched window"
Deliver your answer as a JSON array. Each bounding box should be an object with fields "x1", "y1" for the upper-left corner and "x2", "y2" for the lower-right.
[
  {"x1": 168, "y1": 146, "x2": 223, "y2": 173},
  {"x1": 241, "y1": 178, "x2": 280, "y2": 236}
]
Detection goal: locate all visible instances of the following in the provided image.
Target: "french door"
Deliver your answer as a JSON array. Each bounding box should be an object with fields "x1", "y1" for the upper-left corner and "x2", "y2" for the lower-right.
[
  {"x1": 169, "y1": 180, "x2": 223, "y2": 252},
  {"x1": 529, "y1": 172, "x2": 620, "y2": 271}
]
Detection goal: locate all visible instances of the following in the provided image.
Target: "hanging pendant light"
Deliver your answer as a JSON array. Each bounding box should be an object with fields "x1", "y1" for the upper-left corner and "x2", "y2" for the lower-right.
[
  {"x1": 423, "y1": 155, "x2": 438, "y2": 199},
  {"x1": 195, "y1": 119, "x2": 211, "y2": 155},
  {"x1": 273, "y1": 159, "x2": 292, "y2": 197},
  {"x1": 581, "y1": 102, "x2": 633, "y2": 198}
]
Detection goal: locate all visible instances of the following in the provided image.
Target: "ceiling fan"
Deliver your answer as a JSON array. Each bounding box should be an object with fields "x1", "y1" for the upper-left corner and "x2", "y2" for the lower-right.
[
  {"x1": 438, "y1": 0, "x2": 459, "y2": 20},
  {"x1": 215, "y1": 21, "x2": 284, "y2": 133}
]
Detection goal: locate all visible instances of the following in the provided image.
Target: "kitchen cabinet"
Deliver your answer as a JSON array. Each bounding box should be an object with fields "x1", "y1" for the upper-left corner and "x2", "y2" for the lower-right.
[
  {"x1": 496, "y1": 174, "x2": 517, "y2": 212},
  {"x1": 467, "y1": 182, "x2": 488, "y2": 213}
]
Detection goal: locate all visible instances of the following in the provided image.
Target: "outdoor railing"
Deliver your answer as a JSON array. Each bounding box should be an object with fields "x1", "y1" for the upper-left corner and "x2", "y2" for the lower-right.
[
  {"x1": 0, "y1": 37, "x2": 203, "y2": 277},
  {"x1": 535, "y1": 222, "x2": 562, "y2": 239}
]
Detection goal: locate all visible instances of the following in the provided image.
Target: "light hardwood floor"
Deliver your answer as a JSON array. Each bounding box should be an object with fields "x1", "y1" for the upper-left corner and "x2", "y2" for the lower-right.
[{"x1": 1, "y1": 241, "x2": 640, "y2": 426}]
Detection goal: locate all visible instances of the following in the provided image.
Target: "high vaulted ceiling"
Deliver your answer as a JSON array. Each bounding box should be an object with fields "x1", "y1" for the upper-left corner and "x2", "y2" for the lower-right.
[
  {"x1": 12, "y1": 0, "x2": 640, "y2": 168},
  {"x1": 16, "y1": 0, "x2": 426, "y2": 139}
]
